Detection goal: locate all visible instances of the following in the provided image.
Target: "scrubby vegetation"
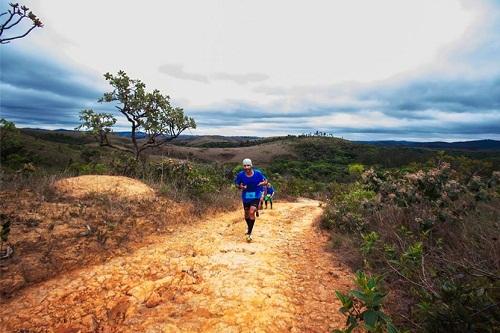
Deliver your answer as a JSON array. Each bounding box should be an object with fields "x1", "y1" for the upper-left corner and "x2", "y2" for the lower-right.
[
  {"x1": 267, "y1": 137, "x2": 435, "y2": 198},
  {"x1": 1, "y1": 118, "x2": 233, "y2": 201},
  {"x1": 322, "y1": 156, "x2": 500, "y2": 332},
  {"x1": 266, "y1": 136, "x2": 499, "y2": 200}
]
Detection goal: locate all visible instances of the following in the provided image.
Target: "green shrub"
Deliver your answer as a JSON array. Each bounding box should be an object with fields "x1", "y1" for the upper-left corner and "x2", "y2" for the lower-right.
[
  {"x1": 334, "y1": 271, "x2": 398, "y2": 333},
  {"x1": 348, "y1": 163, "x2": 365, "y2": 175},
  {"x1": 152, "y1": 159, "x2": 228, "y2": 199},
  {"x1": 108, "y1": 152, "x2": 140, "y2": 177},
  {"x1": 69, "y1": 162, "x2": 109, "y2": 175},
  {"x1": 321, "y1": 183, "x2": 376, "y2": 232}
]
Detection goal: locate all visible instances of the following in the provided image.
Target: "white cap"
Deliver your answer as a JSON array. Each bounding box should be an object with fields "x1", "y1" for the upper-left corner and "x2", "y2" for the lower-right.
[{"x1": 242, "y1": 158, "x2": 252, "y2": 166}]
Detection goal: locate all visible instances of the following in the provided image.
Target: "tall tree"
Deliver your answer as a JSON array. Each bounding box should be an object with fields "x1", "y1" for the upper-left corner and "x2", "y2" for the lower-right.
[
  {"x1": 0, "y1": 3, "x2": 43, "y2": 44},
  {"x1": 75, "y1": 109, "x2": 117, "y2": 147},
  {"x1": 99, "y1": 71, "x2": 196, "y2": 160}
]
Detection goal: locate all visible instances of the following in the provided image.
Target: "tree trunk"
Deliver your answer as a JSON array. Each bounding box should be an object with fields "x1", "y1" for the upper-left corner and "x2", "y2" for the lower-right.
[{"x1": 131, "y1": 124, "x2": 140, "y2": 160}]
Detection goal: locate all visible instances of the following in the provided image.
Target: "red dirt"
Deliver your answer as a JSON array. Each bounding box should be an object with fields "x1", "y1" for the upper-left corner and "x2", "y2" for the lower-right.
[{"x1": 0, "y1": 198, "x2": 353, "y2": 332}]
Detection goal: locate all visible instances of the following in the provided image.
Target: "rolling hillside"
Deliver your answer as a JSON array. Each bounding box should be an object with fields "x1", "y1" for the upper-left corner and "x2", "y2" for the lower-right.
[{"x1": 10, "y1": 128, "x2": 500, "y2": 171}]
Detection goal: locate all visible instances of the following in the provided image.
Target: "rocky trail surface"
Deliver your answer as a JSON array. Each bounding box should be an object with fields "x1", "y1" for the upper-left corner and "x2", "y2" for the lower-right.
[{"x1": 0, "y1": 199, "x2": 353, "y2": 332}]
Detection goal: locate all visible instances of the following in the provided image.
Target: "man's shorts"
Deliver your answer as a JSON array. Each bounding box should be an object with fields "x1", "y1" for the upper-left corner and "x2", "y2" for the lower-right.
[
  {"x1": 264, "y1": 194, "x2": 272, "y2": 202},
  {"x1": 243, "y1": 199, "x2": 261, "y2": 210}
]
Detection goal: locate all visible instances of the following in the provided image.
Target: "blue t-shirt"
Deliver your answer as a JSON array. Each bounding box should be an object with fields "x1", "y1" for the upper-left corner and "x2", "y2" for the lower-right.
[
  {"x1": 266, "y1": 186, "x2": 274, "y2": 195},
  {"x1": 235, "y1": 170, "x2": 266, "y2": 203}
]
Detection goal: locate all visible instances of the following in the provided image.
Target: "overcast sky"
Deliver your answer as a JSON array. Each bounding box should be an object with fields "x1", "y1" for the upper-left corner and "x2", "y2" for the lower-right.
[{"x1": 1, "y1": 0, "x2": 499, "y2": 141}]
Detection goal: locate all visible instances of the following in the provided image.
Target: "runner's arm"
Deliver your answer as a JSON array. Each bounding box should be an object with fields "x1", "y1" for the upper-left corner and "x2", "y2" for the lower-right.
[
  {"x1": 257, "y1": 179, "x2": 268, "y2": 186},
  {"x1": 234, "y1": 174, "x2": 246, "y2": 189}
]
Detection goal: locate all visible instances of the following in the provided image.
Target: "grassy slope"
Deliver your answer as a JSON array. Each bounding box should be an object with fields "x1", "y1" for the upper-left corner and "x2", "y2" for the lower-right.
[{"x1": 10, "y1": 129, "x2": 500, "y2": 173}]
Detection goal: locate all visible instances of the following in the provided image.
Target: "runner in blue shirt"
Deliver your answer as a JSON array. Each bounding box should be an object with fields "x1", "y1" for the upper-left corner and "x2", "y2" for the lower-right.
[
  {"x1": 235, "y1": 158, "x2": 267, "y2": 242},
  {"x1": 264, "y1": 183, "x2": 275, "y2": 209}
]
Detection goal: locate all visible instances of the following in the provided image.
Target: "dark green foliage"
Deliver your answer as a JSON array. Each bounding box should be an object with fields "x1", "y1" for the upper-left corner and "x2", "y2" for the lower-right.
[
  {"x1": 194, "y1": 138, "x2": 285, "y2": 148},
  {"x1": 267, "y1": 137, "x2": 440, "y2": 198},
  {"x1": 1, "y1": 124, "x2": 87, "y2": 171}
]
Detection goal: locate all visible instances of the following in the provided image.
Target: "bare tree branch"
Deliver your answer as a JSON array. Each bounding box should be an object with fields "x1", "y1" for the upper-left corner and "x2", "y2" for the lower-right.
[
  {"x1": 0, "y1": 24, "x2": 36, "y2": 43},
  {"x1": 0, "y1": 3, "x2": 42, "y2": 44}
]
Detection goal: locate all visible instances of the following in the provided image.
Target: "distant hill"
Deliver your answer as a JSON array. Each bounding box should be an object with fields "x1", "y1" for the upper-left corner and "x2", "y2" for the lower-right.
[
  {"x1": 355, "y1": 139, "x2": 500, "y2": 151},
  {"x1": 45, "y1": 129, "x2": 499, "y2": 151},
  {"x1": 113, "y1": 132, "x2": 260, "y2": 147}
]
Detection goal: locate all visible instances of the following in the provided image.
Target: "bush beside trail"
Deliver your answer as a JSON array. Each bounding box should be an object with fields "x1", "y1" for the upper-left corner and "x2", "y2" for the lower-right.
[{"x1": 322, "y1": 160, "x2": 500, "y2": 332}]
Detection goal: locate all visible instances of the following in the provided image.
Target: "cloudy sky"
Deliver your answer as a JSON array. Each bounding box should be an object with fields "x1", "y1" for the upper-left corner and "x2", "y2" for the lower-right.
[{"x1": 1, "y1": 0, "x2": 499, "y2": 141}]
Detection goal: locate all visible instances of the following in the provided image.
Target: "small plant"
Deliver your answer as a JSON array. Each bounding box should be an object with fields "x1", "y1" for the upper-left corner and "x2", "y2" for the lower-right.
[
  {"x1": 397, "y1": 241, "x2": 423, "y2": 275},
  {"x1": 334, "y1": 271, "x2": 398, "y2": 333},
  {"x1": 361, "y1": 231, "x2": 380, "y2": 256}
]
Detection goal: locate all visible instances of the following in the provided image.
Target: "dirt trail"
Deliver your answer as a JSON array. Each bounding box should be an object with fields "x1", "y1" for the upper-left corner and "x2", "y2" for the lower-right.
[{"x1": 0, "y1": 199, "x2": 353, "y2": 333}]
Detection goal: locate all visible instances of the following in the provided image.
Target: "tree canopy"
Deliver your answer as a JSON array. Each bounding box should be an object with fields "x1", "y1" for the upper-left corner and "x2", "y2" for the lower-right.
[
  {"x1": 75, "y1": 109, "x2": 117, "y2": 147},
  {"x1": 100, "y1": 71, "x2": 196, "y2": 159}
]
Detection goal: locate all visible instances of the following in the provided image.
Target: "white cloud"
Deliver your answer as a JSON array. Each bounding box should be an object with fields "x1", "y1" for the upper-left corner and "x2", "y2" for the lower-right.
[
  {"x1": 159, "y1": 64, "x2": 209, "y2": 83},
  {"x1": 212, "y1": 72, "x2": 269, "y2": 84},
  {"x1": 21, "y1": 1, "x2": 477, "y2": 102},
  {"x1": 7, "y1": 0, "x2": 499, "y2": 140}
]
